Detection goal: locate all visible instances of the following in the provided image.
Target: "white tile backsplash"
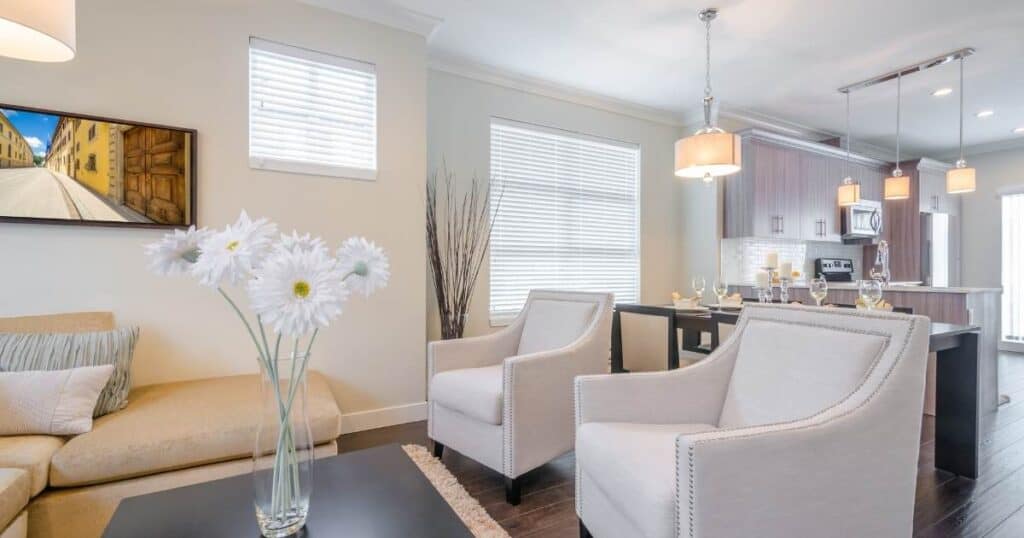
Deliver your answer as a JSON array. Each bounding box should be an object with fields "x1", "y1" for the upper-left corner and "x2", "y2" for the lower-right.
[{"x1": 721, "y1": 238, "x2": 863, "y2": 284}]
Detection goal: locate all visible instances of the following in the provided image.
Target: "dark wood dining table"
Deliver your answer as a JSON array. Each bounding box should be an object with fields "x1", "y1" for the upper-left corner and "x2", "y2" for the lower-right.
[{"x1": 610, "y1": 303, "x2": 983, "y2": 479}]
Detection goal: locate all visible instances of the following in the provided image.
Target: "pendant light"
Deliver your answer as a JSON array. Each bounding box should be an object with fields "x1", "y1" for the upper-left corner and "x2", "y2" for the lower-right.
[
  {"x1": 947, "y1": 55, "x2": 976, "y2": 194},
  {"x1": 0, "y1": 0, "x2": 76, "y2": 62},
  {"x1": 674, "y1": 8, "x2": 741, "y2": 183},
  {"x1": 884, "y1": 73, "x2": 911, "y2": 200},
  {"x1": 837, "y1": 92, "x2": 861, "y2": 206}
]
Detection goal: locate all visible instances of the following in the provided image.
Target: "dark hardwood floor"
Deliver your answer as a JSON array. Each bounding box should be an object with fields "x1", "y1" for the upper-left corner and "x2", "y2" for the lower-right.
[{"x1": 339, "y1": 351, "x2": 1024, "y2": 538}]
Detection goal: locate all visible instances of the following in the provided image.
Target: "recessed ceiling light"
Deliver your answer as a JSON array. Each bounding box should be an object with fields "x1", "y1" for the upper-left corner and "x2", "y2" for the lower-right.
[
  {"x1": 1014, "y1": 127, "x2": 1024, "y2": 134},
  {"x1": 976, "y1": 110, "x2": 995, "y2": 118},
  {"x1": 932, "y1": 88, "x2": 953, "y2": 97}
]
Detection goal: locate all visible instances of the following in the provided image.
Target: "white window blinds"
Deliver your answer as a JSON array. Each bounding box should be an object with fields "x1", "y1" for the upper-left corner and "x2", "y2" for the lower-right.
[
  {"x1": 1003, "y1": 193, "x2": 1024, "y2": 346},
  {"x1": 489, "y1": 118, "x2": 640, "y2": 324},
  {"x1": 249, "y1": 37, "x2": 377, "y2": 180}
]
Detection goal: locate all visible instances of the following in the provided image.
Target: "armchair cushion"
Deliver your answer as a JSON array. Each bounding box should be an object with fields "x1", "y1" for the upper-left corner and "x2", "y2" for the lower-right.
[
  {"x1": 577, "y1": 422, "x2": 717, "y2": 537},
  {"x1": 429, "y1": 365, "x2": 504, "y2": 425},
  {"x1": 517, "y1": 299, "x2": 596, "y2": 355},
  {"x1": 717, "y1": 319, "x2": 888, "y2": 428}
]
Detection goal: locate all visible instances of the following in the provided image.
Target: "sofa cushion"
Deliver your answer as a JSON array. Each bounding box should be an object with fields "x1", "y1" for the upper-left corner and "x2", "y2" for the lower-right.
[
  {"x1": 430, "y1": 365, "x2": 503, "y2": 425},
  {"x1": 576, "y1": 422, "x2": 718, "y2": 538},
  {"x1": 0, "y1": 436, "x2": 64, "y2": 496},
  {"x1": 517, "y1": 299, "x2": 596, "y2": 355},
  {"x1": 0, "y1": 328, "x2": 139, "y2": 417},
  {"x1": 49, "y1": 371, "x2": 341, "y2": 487},
  {"x1": 0, "y1": 469, "x2": 30, "y2": 532},
  {"x1": 717, "y1": 319, "x2": 888, "y2": 428}
]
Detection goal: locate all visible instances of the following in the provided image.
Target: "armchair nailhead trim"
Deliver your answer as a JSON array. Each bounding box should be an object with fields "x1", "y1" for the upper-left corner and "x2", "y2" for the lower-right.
[
  {"x1": 503, "y1": 361, "x2": 514, "y2": 477},
  {"x1": 680, "y1": 309, "x2": 919, "y2": 537}
]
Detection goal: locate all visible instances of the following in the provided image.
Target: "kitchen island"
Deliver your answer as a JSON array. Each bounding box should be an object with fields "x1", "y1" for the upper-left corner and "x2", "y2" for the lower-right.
[{"x1": 732, "y1": 283, "x2": 1002, "y2": 412}]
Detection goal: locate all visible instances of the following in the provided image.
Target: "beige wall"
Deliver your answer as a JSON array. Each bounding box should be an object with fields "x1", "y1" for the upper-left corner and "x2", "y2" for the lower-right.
[
  {"x1": 960, "y1": 146, "x2": 1024, "y2": 288},
  {"x1": 0, "y1": 0, "x2": 427, "y2": 429},
  {"x1": 426, "y1": 69, "x2": 686, "y2": 342}
]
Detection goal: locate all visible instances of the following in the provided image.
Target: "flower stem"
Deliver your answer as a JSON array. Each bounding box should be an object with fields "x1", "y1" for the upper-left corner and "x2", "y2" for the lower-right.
[{"x1": 217, "y1": 287, "x2": 270, "y2": 368}]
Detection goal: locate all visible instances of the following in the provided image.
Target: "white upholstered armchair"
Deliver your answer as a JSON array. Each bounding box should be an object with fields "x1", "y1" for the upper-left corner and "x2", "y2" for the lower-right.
[
  {"x1": 575, "y1": 304, "x2": 931, "y2": 538},
  {"x1": 428, "y1": 290, "x2": 612, "y2": 504}
]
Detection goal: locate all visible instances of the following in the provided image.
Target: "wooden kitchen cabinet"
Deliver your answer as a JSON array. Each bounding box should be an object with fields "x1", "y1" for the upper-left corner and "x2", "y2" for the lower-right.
[
  {"x1": 799, "y1": 152, "x2": 841, "y2": 242},
  {"x1": 723, "y1": 129, "x2": 888, "y2": 242}
]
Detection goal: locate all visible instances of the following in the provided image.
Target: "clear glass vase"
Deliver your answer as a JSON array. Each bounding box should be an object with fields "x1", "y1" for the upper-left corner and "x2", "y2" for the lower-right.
[{"x1": 253, "y1": 354, "x2": 314, "y2": 538}]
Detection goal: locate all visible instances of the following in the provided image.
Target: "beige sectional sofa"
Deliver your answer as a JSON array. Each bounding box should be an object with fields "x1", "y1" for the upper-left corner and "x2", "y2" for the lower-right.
[{"x1": 0, "y1": 312, "x2": 342, "y2": 538}]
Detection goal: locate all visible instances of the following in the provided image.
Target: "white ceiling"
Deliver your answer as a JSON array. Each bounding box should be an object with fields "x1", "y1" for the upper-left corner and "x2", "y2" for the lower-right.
[{"x1": 311, "y1": 0, "x2": 1024, "y2": 159}]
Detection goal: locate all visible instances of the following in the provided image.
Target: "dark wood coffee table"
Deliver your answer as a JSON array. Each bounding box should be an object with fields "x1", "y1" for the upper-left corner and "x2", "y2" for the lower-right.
[{"x1": 103, "y1": 444, "x2": 472, "y2": 537}]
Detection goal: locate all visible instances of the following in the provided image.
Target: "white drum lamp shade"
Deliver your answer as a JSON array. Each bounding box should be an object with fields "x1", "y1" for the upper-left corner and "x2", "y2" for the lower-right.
[
  {"x1": 946, "y1": 166, "x2": 976, "y2": 194},
  {"x1": 0, "y1": 0, "x2": 76, "y2": 62},
  {"x1": 837, "y1": 179, "x2": 861, "y2": 206},
  {"x1": 674, "y1": 131, "x2": 741, "y2": 179},
  {"x1": 884, "y1": 174, "x2": 911, "y2": 200}
]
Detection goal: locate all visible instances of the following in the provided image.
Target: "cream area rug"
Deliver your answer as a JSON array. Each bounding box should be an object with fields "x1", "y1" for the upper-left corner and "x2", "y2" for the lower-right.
[{"x1": 402, "y1": 444, "x2": 511, "y2": 538}]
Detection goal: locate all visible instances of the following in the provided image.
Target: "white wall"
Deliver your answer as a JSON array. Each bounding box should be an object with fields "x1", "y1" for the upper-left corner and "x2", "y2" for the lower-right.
[
  {"x1": 426, "y1": 69, "x2": 687, "y2": 340},
  {"x1": 960, "y1": 146, "x2": 1024, "y2": 288},
  {"x1": 0, "y1": 0, "x2": 427, "y2": 429}
]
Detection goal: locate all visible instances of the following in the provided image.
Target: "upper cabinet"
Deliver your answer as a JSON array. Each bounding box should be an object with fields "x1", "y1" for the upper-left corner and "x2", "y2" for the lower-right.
[
  {"x1": 722, "y1": 129, "x2": 889, "y2": 243},
  {"x1": 918, "y1": 159, "x2": 959, "y2": 216}
]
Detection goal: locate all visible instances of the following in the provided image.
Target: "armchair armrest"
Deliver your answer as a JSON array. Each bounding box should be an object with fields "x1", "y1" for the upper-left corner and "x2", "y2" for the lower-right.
[
  {"x1": 502, "y1": 328, "x2": 608, "y2": 476},
  {"x1": 427, "y1": 326, "x2": 522, "y2": 378},
  {"x1": 575, "y1": 336, "x2": 740, "y2": 427}
]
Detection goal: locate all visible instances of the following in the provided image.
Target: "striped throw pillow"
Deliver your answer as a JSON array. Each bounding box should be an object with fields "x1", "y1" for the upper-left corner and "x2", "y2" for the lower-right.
[{"x1": 0, "y1": 327, "x2": 139, "y2": 417}]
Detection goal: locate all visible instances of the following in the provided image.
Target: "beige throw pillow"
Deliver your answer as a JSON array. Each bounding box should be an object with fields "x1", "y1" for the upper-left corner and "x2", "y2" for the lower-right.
[{"x1": 0, "y1": 365, "x2": 114, "y2": 435}]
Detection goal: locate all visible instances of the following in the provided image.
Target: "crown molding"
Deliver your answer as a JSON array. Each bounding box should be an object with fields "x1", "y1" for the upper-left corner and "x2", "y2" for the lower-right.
[
  {"x1": 428, "y1": 55, "x2": 687, "y2": 128},
  {"x1": 719, "y1": 106, "x2": 833, "y2": 141},
  {"x1": 737, "y1": 128, "x2": 890, "y2": 167},
  {"x1": 297, "y1": 0, "x2": 444, "y2": 39}
]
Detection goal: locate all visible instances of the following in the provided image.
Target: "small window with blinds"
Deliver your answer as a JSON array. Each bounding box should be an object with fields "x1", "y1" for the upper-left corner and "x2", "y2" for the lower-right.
[
  {"x1": 489, "y1": 118, "x2": 640, "y2": 324},
  {"x1": 248, "y1": 37, "x2": 377, "y2": 180}
]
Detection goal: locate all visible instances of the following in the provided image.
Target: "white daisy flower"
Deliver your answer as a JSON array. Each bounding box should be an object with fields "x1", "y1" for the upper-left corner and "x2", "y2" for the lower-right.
[
  {"x1": 191, "y1": 211, "x2": 278, "y2": 287},
  {"x1": 248, "y1": 247, "x2": 348, "y2": 336},
  {"x1": 277, "y1": 231, "x2": 328, "y2": 256},
  {"x1": 144, "y1": 226, "x2": 210, "y2": 276},
  {"x1": 336, "y1": 237, "x2": 390, "y2": 297}
]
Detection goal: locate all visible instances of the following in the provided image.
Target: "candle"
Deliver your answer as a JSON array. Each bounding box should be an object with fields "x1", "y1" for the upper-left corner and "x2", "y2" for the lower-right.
[
  {"x1": 765, "y1": 252, "x2": 779, "y2": 269},
  {"x1": 780, "y1": 262, "x2": 793, "y2": 279},
  {"x1": 755, "y1": 270, "x2": 770, "y2": 289}
]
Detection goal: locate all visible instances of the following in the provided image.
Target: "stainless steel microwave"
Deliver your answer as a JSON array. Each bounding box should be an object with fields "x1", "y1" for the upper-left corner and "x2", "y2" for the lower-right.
[{"x1": 841, "y1": 200, "x2": 882, "y2": 241}]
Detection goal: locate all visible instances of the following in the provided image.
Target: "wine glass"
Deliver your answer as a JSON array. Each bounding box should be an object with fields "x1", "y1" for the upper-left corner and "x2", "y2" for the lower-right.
[
  {"x1": 809, "y1": 276, "x2": 828, "y2": 307},
  {"x1": 713, "y1": 279, "x2": 728, "y2": 309},
  {"x1": 691, "y1": 276, "x2": 706, "y2": 304},
  {"x1": 859, "y1": 279, "x2": 883, "y2": 310}
]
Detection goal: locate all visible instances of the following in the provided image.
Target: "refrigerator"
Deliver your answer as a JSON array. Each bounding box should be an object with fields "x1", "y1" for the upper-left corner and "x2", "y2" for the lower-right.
[{"x1": 920, "y1": 212, "x2": 961, "y2": 287}]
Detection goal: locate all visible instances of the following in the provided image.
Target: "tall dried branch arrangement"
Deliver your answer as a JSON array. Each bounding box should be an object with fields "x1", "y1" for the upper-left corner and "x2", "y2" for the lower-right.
[{"x1": 426, "y1": 162, "x2": 501, "y2": 340}]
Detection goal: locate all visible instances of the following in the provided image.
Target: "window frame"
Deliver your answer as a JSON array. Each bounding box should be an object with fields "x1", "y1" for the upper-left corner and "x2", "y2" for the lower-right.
[
  {"x1": 247, "y1": 37, "x2": 379, "y2": 181},
  {"x1": 487, "y1": 117, "x2": 642, "y2": 326}
]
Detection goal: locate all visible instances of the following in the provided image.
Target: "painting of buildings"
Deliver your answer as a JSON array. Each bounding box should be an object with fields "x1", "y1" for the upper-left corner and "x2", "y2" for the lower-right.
[
  {"x1": 0, "y1": 112, "x2": 34, "y2": 169},
  {"x1": 0, "y1": 106, "x2": 194, "y2": 227}
]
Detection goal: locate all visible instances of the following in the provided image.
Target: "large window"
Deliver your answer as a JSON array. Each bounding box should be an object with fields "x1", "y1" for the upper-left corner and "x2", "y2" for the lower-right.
[
  {"x1": 248, "y1": 37, "x2": 377, "y2": 180},
  {"x1": 1003, "y1": 192, "x2": 1024, "y2": 349},
  {"x1": 488, "y1": 118, "x2": 640, "y2": 324}
]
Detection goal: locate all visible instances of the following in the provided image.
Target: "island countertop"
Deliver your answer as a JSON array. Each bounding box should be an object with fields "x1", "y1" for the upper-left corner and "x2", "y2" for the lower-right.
[{"x1": 732, "y1": 282, "x2": 1001, "y2": 294}]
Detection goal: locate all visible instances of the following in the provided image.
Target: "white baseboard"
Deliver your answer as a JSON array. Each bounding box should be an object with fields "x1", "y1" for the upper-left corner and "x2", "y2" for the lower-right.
[
  {"x1": 1001, "y1": 341, "x2": 1024, "y2": 354},
  {"x1": 340, "y1": 401, "x2": 427, "y2": 434}
]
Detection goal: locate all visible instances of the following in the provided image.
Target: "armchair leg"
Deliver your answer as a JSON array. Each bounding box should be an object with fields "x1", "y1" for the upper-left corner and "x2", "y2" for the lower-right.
[
  {"x1": 432, "y1": 440, "x2": 445, "y2": 459},
  {"x1": 504, "y1": 477, "x2": 521, "y2": 505},
  {"x1": 579, "y1": 519, "x2": 593, "y2": 538}
]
